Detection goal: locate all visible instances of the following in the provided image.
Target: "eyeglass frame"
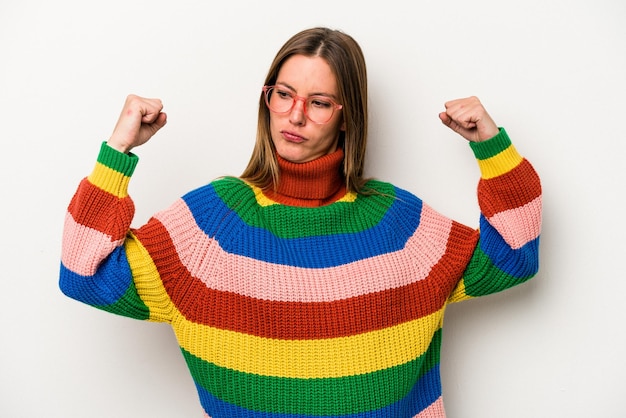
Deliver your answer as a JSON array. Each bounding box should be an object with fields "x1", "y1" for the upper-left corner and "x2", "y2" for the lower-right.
[{"x1": 262, "y1": 85, "x2": 343, "y2": 125}]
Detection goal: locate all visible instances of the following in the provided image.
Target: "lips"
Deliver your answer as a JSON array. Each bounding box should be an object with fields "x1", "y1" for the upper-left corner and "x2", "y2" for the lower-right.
[{"x1": 282, "y1": 130, "x2": 305, "y2": 143}]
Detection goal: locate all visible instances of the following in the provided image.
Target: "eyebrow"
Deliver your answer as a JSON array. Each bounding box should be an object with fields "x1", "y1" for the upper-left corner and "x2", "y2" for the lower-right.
[{"x1": 275, "y1": 82, "x2": 338, "y2": 100}]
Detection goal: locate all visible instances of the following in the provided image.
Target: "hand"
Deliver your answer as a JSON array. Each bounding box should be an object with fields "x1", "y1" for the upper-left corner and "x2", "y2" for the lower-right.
[
  {"x1": 107, "y1": 94, "x2": 167, "y2": 153},
  {"x1": 438, "y1": 96, "x2": 499, "y2": 142}
]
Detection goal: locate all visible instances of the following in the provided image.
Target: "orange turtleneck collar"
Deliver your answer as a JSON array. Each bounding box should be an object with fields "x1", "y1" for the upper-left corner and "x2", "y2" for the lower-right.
[{"x1": 262, "y1": 148, "x2": 347, "y2": 207}]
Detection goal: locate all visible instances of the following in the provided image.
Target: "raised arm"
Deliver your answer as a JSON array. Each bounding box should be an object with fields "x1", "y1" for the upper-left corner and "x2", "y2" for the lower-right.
[
  {"x1": 59, "y1": 95, "x2": 170, "y2": 319},
  {"x1": 441, "y1": 97, "x2": 542, "y2": 301}
]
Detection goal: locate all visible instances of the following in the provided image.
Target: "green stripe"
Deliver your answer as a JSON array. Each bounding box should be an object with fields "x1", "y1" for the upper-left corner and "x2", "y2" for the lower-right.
[
  {"x1": 462, "y1": 245, "x2": 534, "y2": 297},
  {"x1": 212, "y1": 178, "x2": 397, "y2": 238},
  {"x1": 469, "y1": 128, "x2": 512, "y2": 160},
  {"x1": 182, "y1": 329, "x2": 442, "y2": 415},
  {"x1": 97, "y1": 141, "x2": 139, "y2": 177},
  {"x1": 95, "y1": 281, "x2": 150, "y2": 320}
]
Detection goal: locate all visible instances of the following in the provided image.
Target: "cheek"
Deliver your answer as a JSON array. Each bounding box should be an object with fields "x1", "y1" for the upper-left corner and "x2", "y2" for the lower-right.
[
  {"x1": 268, "y1": 117, "x2": 280, "y2": 142},
  {"x1": 322, "y1": 120, "x2": 344, "y2": 142}
]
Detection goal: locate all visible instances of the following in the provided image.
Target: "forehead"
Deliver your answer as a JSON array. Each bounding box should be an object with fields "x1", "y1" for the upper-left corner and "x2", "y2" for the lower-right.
[{"x1": 276, "y1": 54, "x2": 338, "y2": 94}]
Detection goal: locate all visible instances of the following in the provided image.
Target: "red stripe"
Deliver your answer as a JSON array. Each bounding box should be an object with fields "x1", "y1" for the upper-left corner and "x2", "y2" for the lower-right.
[
  {"x1": 478, "y1": 159, "x2": 542, "y2": 218},
  {"x1": 135, "y1": 218, "x2": 478, "y2": 339},
  {"x1": 68, "y1": 178, "x2": 134, "y2": 240}
]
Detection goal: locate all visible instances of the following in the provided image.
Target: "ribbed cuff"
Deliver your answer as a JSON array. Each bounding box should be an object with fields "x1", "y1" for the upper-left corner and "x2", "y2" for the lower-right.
[
  {"x1": 97, "y1": 141, "x2": 139, "y2": 177},
  {"x1": 469, "y1": 128, "x2": 524, "y2": 179},
  {"x1": 468, "y1": 128, "x2": 512, "y2": 160}
]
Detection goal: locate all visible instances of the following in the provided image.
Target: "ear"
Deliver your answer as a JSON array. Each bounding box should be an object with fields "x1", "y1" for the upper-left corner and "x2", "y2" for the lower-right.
[{"x1": 340, "y1": 120, "x2": 346, "y2": 131}]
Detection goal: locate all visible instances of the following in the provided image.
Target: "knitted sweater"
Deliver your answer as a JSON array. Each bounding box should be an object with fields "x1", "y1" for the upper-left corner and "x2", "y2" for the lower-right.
[{"x1": 60, "y1": 128, "x2": 542, "y2": 417}]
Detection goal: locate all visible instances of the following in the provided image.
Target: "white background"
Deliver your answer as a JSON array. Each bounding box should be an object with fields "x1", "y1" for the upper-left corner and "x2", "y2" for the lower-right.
[{"x1": 1, "y1": 1, "x2": 625, "y2": 417}]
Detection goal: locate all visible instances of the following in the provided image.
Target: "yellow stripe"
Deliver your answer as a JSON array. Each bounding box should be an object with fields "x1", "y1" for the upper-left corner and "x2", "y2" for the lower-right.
[
  {"x1": 447, "y1": 278, "x2": 474, "y2": 304},
  {"x1": 250, "y1": 183, "x2": 357, "y2": 207},
  {"x1": 88, "y1": 162, "x2": 132, "y2": 198},
  {"x1": 124, "y1": 232, "x2": 442, "y2": 378},
  {"x1": 125, "y1": 233, "x2": 174, "y2": 322},
  {"x1": 335, "y1": 190, "x2": 358, "y2": 203},
  {"x1": 251, "y1": 185, "x2": 276, "y2": 207},
  {"x1": 476, "y1": 145, "x2": 523, "y2": 180},
  {"x1": 182, "y1": 309, "x2": 443, "y2": 379}
]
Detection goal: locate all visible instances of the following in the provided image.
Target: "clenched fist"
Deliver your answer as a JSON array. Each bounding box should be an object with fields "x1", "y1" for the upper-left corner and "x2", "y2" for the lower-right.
[
  {"x1": 107, "y1": 95, "x2": 167, "y2": 153},
  {"x1": 439, "y1": 96, "x2": 499, "y2": 142}
]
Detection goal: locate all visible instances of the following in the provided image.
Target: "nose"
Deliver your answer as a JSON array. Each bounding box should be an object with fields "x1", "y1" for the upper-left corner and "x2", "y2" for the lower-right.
[{"x1": 289, "y1": 97, "x2": 307, "y2": 125}]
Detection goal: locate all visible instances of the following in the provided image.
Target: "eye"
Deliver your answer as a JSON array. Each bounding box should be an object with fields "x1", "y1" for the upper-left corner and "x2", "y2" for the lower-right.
[
  {"x1": 275, "y1": 88, "x2": 293, "y2": 100},
  {"x1": 309, "y1": 97, "x2": 333, "y2": 109}
]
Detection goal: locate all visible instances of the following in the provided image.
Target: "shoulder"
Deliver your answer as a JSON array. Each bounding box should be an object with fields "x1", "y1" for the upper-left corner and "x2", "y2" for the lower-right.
[
  {"x1": 180, "y1": 176, "x2": 255, "y2": 208},
  {"x1": 362, "y1": 179, "x2": 423, "y2": 207},
  {"x1": 356, "y1": 180, "x2": 426, "y2": 232},
  {"x1": 183, "y1": 176, "x2": 249, "y2": 196},
  {"x1": 363, "y1": 179, "x2": 472, "y2": 230}
]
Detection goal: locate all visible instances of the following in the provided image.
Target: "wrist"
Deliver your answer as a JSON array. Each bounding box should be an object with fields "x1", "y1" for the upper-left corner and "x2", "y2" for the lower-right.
[
  {"x1": 107, "y1": 137, "x2": 132, "y2": 154},
  {"x1": 106, "y1": 143, "x2": 131, "y2": 154},
  {"x1": 99, "y1": 141, "x2": 139, "y2": 176},
  {"x1": 478, "y1": 127, "x2": 500, "y2": 142}
]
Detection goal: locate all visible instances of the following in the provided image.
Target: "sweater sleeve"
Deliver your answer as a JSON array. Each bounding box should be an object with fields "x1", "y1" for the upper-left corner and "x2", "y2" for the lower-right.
[
  {"x1": 59, "y1": 142, "x2": 166, "y2": 321},
  {"x1": 448, "y1": 128, "x2": 542, "y2": 303}
]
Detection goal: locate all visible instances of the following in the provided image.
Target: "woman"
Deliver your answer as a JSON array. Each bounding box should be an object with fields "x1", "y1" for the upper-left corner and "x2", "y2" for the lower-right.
[{"x1": 60, "y1": 27, "x2": 542, "y2": 417}]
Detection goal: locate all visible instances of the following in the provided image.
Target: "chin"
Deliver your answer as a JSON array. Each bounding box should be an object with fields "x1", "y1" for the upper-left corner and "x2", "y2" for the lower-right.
[
  {"x1": 280, "y1": 154, "x2": 309, "y2": 163},
  {"x1": 276, "y1": 147, "x2": 310, "y2": 164}
]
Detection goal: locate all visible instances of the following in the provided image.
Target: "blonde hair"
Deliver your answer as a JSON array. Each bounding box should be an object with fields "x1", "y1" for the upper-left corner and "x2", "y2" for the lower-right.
[{"x1": 240, "y1": 27, "x2": 370, "y2": 194}]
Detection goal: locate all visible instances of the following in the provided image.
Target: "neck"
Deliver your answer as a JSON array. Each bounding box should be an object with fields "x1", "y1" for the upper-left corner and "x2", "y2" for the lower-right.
[{"x1": 263, "y1": 149, "x2": 346, "y2": 207}]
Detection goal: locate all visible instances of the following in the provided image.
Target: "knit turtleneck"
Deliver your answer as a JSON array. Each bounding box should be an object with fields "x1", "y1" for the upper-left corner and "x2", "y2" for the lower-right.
[{"x1": 263, "y1": 148, "x2": 347, "y2": 207}]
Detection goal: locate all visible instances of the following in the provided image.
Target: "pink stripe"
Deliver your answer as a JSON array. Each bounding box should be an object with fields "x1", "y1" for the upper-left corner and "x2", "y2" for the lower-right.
[
  {"x1": 413, "y1": 396, "x2": 446, "y2": 417},
  {"x1": 488, "y1": 196, "x2": 542, "y2": 249},
  {"x1": 61, "y1": 212, "x2": 124, "y2": 276},
  {"x1": 154, "y1": 199, "x2": 453, "y2": 302}
]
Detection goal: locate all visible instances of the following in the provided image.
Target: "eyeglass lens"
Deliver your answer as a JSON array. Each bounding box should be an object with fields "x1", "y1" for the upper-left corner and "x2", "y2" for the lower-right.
[{"x1": 265, "y1": 87, "x2": 336, "y2": 124}]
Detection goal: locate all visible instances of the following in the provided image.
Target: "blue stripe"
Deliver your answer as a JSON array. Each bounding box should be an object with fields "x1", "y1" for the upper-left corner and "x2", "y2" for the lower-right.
[
  {"x1": 195, "y1": 365, "x2": 442, "y2": 417},
  {"x1": 59, "y1": 246, "x2": 133, "y2": 306},
  {"x1": 479, "y1": 214, "x2": 540, "y2": 278},
  {"x1": 182, "y1": 185, "x2": 423, "y2": 268}
]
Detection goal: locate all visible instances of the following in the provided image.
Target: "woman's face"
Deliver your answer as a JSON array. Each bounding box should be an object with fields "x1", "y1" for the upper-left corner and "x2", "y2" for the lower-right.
[{"x1": 269, "y1": 54, "x2": 345, "y2": 163}]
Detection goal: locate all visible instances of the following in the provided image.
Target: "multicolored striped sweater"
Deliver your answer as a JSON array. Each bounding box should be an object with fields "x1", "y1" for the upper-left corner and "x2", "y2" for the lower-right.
[{"x1": 60, "y1": 128, "x2": 542, "y2": 417}]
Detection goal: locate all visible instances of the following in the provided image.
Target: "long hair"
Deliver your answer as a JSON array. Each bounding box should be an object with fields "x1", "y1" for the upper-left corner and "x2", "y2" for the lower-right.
[{"x1": 240, "y1": 27, "x2": 369, "y2": 194}]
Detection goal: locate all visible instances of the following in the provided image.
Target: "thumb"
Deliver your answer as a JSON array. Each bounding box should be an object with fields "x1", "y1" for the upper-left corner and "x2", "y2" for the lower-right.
[
  {"x1": 439, "y1": 111, "x2": 462, "y2": 133},
  {"x1": 438, "y1": 111, "x2": 452, "y2": 126},
  {"x1": 145, "y1": 112, "x2": 168, "y2": 136},
  {"x1": 153, "y1": 111, "x2": 168, "y2": 129},
  {"x1": 438, "y1": 110, "x2": 475, "y2": 141}
]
